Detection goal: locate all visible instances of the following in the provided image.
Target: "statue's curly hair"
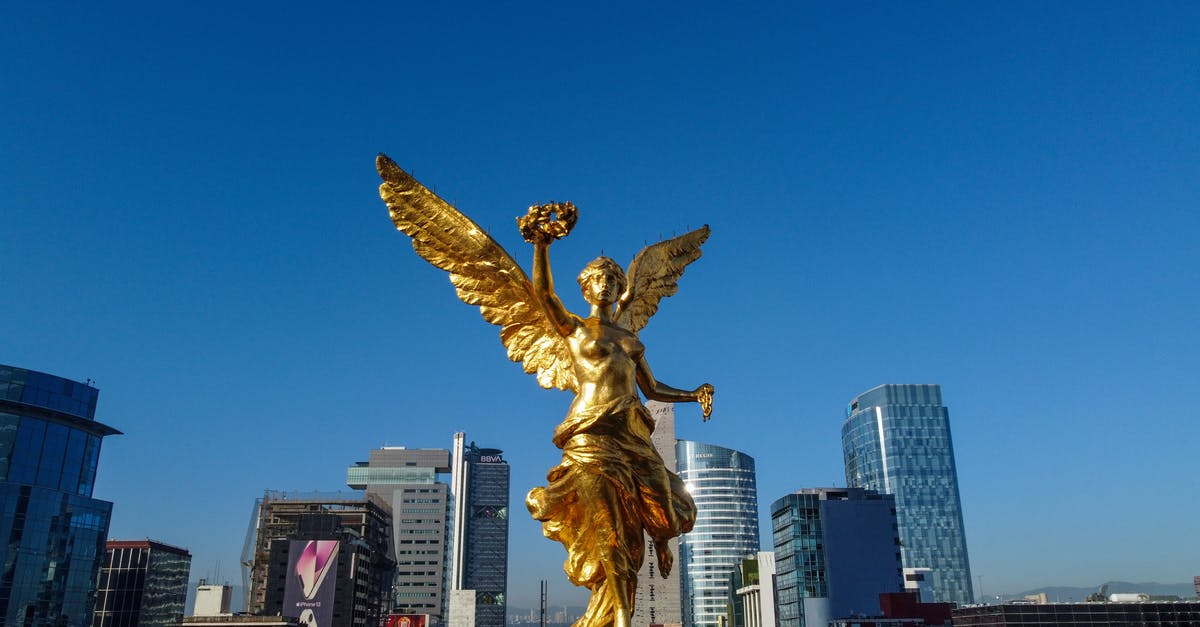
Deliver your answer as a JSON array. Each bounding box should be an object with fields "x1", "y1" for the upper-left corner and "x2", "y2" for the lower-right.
[{"x1": 577, "y1": 256, "x2": 627, "y2": 296}]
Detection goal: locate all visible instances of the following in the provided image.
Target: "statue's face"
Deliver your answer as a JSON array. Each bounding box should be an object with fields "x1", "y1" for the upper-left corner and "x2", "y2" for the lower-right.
[{"x1": 583, "y1": 270, "x2": 622, "y2": 307}]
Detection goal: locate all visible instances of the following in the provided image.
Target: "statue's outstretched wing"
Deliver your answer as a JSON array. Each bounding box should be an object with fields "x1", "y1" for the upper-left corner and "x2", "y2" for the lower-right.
[
  {"x1": 615, "y1": 225, "x2": 710, "y2": 334},
  {"x1": 377, "y1": 154, "x2": 577, "y2": 392}
]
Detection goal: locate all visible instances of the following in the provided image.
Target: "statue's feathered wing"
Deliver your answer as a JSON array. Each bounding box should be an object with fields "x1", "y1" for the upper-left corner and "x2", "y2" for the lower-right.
[
  {"x1": 377, "y1": 154, "x2": 577, "y2": 392},
  {"x1": 615, "y1": 225, "x2": 711, "y2": 334}
]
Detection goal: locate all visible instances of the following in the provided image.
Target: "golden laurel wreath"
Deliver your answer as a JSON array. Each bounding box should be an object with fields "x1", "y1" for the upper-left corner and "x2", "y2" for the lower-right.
[{"x1": 518, "y1": 201, "x2": 578, "y2": 243}]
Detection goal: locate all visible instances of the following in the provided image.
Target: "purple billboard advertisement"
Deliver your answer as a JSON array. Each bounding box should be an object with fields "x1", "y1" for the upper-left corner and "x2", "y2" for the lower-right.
[{"x1": 283, "y1": 539, "x2": 339, "y2": 627}]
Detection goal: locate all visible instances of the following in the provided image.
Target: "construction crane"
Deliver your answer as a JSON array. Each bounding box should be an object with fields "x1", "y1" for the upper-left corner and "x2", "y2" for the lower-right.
[{"x1": 1085, "y1": 583, "x2": 1109, "y2": 602}]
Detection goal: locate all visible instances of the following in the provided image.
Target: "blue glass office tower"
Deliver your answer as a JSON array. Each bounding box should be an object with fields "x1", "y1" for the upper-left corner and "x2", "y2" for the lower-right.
[
  {"x1": 449, "y1": 437, "x2": 509, "y2": 627},
  {"x1": 676, "y1": 441, "x2": 760, "y2": 627},
  {"x1": 841, "y1": 384, "x2": 973, "y2": 605},
  {"x1": 771, "y1": 488, "x2": 902, "y2": 627},
  {"x1": 0, "y1": 364, "x2": 120, "y2": 625}
]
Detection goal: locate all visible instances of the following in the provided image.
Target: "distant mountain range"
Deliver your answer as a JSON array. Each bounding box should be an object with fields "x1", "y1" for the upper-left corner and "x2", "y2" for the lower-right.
[{"x1": 1000, "y1": 581, "x2": 1196, "y2": 602}]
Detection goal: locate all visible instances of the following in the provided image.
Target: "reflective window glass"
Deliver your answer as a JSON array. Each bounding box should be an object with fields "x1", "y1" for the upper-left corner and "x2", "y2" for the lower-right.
[
  {"x1": 60, "y1": 428, "x2": 86, "y2": 493},
  {"x1": 0, "y1": 412, "x2": 20, "y2": 480},
  {"x1": 36, "y1": 422, "x2": 68, "y2": 487},
  {"x1": 78, "y1": 435, "x2": 100, "y2": 496},
  {"x1": 10, "y1": 417, "x2": 47, "y2": 484}
]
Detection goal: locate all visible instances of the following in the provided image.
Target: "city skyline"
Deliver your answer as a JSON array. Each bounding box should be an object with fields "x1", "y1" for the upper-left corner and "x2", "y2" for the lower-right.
[{"x1": 3, "y1": 1, "x2": 1198, "y2": 612}]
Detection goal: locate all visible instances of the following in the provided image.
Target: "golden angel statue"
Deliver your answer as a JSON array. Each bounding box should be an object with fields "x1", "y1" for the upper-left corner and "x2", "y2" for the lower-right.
[{"x1": 377, "y1": 154, "x2": 714, "y2": 627}]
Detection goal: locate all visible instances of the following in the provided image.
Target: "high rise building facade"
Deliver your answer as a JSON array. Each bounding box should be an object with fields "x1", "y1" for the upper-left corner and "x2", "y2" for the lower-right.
[
  {"x1": 903, "y1": 567, "x2": 934, "y2": 602},
  {"x1": 676, "y1": 440, "x2": 760, "y2": 627},
  {"x1": 347, "y1": 447, "x2": 452, "y2": 621},
  {"x1": 841, "y1": 384, "x2": 973, "y2": 605},
  {"x1": 242, "y1": 491, "x2": 393, "y2": 626},
  {"x1": 448, "y1": 434, "x2": 509, "y2": 627},
  {"x1": 192, "y1": 581, "x2": 233, "y2": 616},
  {"x1": 633, "y1": 401, "x2": 684, "y2": 627},
  {"x1": 771, "y1": 488, "x2": 902, "y2": 627},
  {"x1": 0, "y1": 364, "x2": 120, "y2": 626},
  {"x1": 731, "y1": 551, "x2": 776, "y2": 627},
  {"x1": 92, "y1": 539, "x2": 192, "y2": 627}
]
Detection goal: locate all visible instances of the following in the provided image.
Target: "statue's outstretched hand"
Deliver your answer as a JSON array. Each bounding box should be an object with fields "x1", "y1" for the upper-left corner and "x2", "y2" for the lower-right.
[{"x1": 696, "y1": 383, "x2": 714, "y2": 421}]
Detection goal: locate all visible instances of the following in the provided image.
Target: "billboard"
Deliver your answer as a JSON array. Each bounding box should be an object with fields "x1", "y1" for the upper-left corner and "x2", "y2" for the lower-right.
[
  {"x1": 382, "y1": 614, "x2": 429, "y2": 627},
  {"x1": 283, "y1": 539, "x2": 339, "y2": 627}
]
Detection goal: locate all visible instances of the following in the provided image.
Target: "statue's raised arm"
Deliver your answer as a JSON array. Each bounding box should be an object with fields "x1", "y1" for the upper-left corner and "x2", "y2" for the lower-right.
[{"x1": 520, "y1": 202, "x2": 580, "y2": 338}]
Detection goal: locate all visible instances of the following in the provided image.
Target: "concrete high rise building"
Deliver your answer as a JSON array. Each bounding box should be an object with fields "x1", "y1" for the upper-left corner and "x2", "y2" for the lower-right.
[
  {"x1": 771, "y1": 488, "x2": 903, "y2": 627},
  {"x1": 0, "y1": 364, "x2": 120, "y2": 625},
  {"x1": 192, "y1": 581, "x2": 233, "y2": 616},
  {"x1": 92, "y1": 539, "x2": 192, "y2": 627},
  {"x1": 676, "y1": 441, "x2": 760, "y2": 627},
  {"x1": 448, "y1": 433, "x2": 509, "y2": 627},
  {"x1": 243, "y1": 491, "x2": 394, "y2": 626},
  {"x1": 632, "y1": 401, "x2": 684, "y2": 627},
  {"x1": 347, "y1": 447, "x2": 453, "y2": 621},
  {"x1": 842, "y1": 384, "x2": 973, "y2": 605}
]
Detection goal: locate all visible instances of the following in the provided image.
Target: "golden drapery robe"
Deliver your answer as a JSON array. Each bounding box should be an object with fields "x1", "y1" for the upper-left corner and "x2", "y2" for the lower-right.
[{"x1": 526, "y1": 396, "x2": 697, "y2": 627}]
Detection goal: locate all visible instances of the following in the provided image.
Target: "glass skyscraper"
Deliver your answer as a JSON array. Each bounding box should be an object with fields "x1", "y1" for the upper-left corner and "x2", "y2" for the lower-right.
[
  {"x1": 841, "y1": 384, "x2": 973, "y2": 605},
  {"x1": 676, "y1": 440, "x2": 760, "y2": 627},
  {"x1": 0, "y1": 364, "x2": 120, "y2": 626},
  {"x1": 448, "y1": 435, "x2": 509, "y2": 627},
  {"x1": 771, "y1": 488, "x2": 902, "y2": 627},
  {"x1": 92, "y1": 539, "x2": 192, "y2": 626}
]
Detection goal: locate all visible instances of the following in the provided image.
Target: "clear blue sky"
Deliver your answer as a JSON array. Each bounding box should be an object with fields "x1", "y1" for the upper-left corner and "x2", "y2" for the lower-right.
[{"x1": 3, "y1": 1, "x2": 1197, "y2": 608}]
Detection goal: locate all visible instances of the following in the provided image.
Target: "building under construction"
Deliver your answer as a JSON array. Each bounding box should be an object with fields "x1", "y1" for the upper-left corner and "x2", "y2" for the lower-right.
[{"x1": 241, "y1": 491, "x2": 393, "y2": 626}]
